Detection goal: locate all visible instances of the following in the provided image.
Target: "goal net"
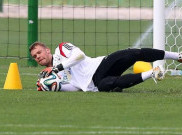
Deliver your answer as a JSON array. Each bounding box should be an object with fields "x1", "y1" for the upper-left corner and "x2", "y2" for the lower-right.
[
  {"x1": 165, "y1": 0, "x2": 182, "y2": 73},
  {"x1": 0, "y1": 0, "x2": 153, "y2": 66}
]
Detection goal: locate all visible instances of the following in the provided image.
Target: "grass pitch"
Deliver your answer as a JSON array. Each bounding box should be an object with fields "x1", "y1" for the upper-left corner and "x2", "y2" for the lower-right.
[{"x1": 1, "y1": 62, "x2": 182, "y2": 134}]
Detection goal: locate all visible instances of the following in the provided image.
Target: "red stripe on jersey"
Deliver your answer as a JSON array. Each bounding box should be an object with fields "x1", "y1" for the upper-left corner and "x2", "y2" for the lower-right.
[{"x1": 59, "y1": 42, "x2": 67, "y2": 58}]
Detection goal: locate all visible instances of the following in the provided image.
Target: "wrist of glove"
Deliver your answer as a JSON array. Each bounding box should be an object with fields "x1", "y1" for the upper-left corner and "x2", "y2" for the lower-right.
[{"x1": 52, "y1": 64, "x2": 64, "y2": 73}]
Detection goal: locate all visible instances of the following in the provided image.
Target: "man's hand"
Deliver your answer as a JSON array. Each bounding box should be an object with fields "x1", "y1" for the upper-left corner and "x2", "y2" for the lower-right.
[
  {"x1": 52, "y1": 64, "x2": 64, "y2": 73},
  {"x1": 52, "y1": 66, "x2": 59, "y2": 73},
  {"x1": 36, "y1": 79, "x2": 43, "y2": 91},
  {"x1": 38, "y1": 67, "x2": 53, "y2": 78},
  {"x1": 38, "y1": 64, "x2": 64, "y2": 79}
]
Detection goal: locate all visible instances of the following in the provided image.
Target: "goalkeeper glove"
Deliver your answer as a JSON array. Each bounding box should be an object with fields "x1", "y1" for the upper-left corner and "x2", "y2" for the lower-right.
[
  {"x1": 52, "y1": 64, "x2": 64, "y2": 73},
  {"x1": 38, "y1": 64, "x2": 64, "y2": 79},
  {"x1": 38, "y1": 67, "x2": 53, "y2": 78},
  {"x1": 36, "y1": 79, "x2": 43, "y2": 91}
]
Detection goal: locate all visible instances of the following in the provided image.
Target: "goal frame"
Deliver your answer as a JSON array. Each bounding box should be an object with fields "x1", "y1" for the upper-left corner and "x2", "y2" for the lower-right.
[{"x1": 153, "y1": 0, "x2": 165, "y2": 68}]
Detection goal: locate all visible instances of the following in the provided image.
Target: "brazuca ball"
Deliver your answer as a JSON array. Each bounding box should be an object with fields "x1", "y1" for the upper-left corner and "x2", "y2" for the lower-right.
[{"x1": 39, "y1": 71, "x2": 62, "y2": 91}]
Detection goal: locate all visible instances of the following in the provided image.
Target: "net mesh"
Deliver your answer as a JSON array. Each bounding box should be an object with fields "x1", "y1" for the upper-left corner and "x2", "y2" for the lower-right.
[
  {"x1": 165, "y1": 0, "x2": 182, "y2": 71},
  {"x1": 0, "y1": 0, "x2": 153, "y2": 62}
]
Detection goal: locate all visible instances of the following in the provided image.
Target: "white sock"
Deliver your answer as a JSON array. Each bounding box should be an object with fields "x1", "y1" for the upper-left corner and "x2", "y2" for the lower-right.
[
  {"x1": 164, "y1": 51, "x2": 179, "y2": 60},
  {"x1": 141, "y1": 70, "x2": 153, "y2": 81}
]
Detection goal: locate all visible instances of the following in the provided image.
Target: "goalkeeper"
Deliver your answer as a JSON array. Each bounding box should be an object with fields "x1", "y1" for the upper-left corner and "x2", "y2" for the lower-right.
[{"x1": 30, "y1": 42, "x2": 182, "y2": 92}]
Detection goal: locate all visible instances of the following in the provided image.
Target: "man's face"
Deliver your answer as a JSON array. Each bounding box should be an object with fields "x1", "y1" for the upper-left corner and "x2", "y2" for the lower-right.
[{"x1": 31, "y1": 45, "x2": 52, "y2": 66}]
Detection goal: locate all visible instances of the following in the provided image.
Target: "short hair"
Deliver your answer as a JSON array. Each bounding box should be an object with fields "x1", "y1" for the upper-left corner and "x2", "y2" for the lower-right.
[{"x1": 29, "y1": 42, "x2": 48, "y2": 52}]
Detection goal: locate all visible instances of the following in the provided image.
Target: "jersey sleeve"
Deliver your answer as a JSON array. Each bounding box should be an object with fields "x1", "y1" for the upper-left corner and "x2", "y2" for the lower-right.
[
  {"x1": 60, "y1": 83, "x2": 80, "y2": 92},
  {"x1": 55, "y1": 42, "x2": 86, "y2": 69},
  {"x1": 58, "y1": 42, "x2": 75, "y2": 58}
]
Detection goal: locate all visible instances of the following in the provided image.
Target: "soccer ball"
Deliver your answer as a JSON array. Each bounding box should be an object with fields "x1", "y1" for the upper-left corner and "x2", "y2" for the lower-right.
[{"x1": 39, "y1": 72, "x2": 62, "y2": 91}]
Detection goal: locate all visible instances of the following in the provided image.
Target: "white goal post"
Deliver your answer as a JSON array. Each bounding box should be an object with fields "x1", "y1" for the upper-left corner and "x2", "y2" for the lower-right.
[
  {"x1": 153, "y1": 0, "x2": 182, "y2": 72},
  {"x1": 153, "y1": 0, "x2": 165, "y2": 68}
]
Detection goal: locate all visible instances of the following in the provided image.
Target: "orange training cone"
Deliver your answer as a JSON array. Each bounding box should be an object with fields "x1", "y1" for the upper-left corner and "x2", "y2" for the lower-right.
[{"x1": 3, "y1": 63, "x2": 22, "y2": 90}]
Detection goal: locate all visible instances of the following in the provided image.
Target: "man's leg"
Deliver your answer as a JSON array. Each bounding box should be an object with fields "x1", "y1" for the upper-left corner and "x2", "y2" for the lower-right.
[
  {"x1": 98, "y1": 67, "x2": 163, "y2": 92},
  {"x1": 93, "y1": 48, "x2": 173, "y2": 92},
  {"x1": 93, "y1": 48, "x2": 165, "y2": 87},
  {"x1": 98, "y1": 73, "x2": 143, "y2": 92}
]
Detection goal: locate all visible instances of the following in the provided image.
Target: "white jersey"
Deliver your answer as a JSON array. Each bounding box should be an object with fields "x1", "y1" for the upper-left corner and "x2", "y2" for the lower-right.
[{"x1": 52, "y1": 42, "x2": 104, "y2": 92}]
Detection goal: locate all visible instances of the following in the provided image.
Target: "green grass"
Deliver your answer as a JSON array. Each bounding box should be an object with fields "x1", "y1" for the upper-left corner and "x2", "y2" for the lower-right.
[
  {"x1": 1, "y1": 59, "x2": 182, "y2": 134},
  {"x1": 0, "y1": 74, "x2": 182, "y2": 134}
]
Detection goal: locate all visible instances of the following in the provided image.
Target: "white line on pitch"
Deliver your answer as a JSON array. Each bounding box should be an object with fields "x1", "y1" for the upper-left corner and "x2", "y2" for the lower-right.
[
  {"x1": 1, "y1": 131, "x2": 182, "y2": 135},
  {"x1": 1, "y1": 124, "x2": 182, "y2": 131},
  {"x1": 0, "y1": 73, "x2": 37, "y2": 76}
]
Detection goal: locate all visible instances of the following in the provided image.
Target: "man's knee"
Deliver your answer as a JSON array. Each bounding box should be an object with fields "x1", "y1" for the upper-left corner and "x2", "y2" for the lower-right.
[
  {"x1": 98, "y1": 74, "x2": 143, "y2": 91},
  {"x1": 97, "y1": 76, "x2": 118, "y2": 92}
]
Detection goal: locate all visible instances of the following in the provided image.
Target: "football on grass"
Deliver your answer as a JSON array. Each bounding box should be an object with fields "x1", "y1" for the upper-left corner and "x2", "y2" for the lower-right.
[{"x1": 39, "y1": 71, "x2": 62, "y2": 91}]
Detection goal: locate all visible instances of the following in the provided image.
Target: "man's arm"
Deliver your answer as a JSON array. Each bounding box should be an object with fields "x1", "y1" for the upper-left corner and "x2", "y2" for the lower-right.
[
  {"x1": 62, "y1": 47, "x2": 85, "y2": 68},
  {"x1": 54, "y1": 43, "x2": 86, "y2": 72},
  {"x1": 61, "y1": 83, "x2": 80, "y2": 92}
]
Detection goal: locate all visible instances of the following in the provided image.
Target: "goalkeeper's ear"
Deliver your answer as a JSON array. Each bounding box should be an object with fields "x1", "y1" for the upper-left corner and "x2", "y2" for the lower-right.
[{"x1": 45, "y1": 48, "x2": 51, "y2": 54}]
